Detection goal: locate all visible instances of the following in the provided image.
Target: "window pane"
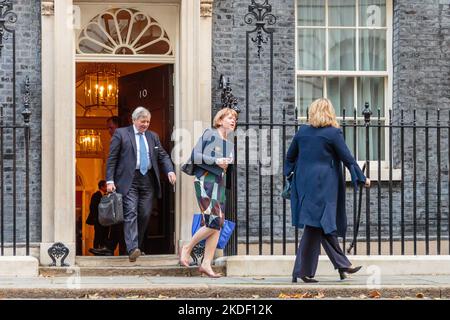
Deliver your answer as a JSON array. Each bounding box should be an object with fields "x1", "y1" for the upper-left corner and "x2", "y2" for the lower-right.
[
  {"x1": 327, "y1": 77, "x2": 354, "y2": 116},
  {"x1": 341, "y1": 126, "x2": 356, "y2": 156},
  {"x1": 329, "y1": 30, "x2": 356, "y2": 70},
  {"x1": 297, "y1": 77, "x2": 323, "y2": 117},
  {"x1": 357, "y1": 77, "x2": 385, "y2": 116},
  {"x1": 298, "y1": 29, "x2": 325, "y2": 70},
  {"x1": 329, "y1": 0, "x2": 356, "y2": 27},
  {"x1": 358, "y1": 126, "x2": 385, "y2": 161},
  {"x1": 297, "y1": 0, "x2": 325, "y2": 26},
  {"x1": 359, "y1": 0, "x2": 386, "y2": 27},
  {"x1": 359, "y1": 30, "x2": 386, "y2": 71}
]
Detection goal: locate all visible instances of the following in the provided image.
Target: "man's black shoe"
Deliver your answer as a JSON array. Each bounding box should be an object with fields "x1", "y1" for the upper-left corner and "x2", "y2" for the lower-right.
[{"x1": 89, "y1": 247, "x2": 113, "y2": 256}]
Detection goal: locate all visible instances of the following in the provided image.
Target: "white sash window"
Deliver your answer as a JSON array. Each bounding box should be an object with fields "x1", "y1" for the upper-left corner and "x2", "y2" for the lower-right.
[{"x1": 296, "y1": 0, "x2": 392, "y2": 161}]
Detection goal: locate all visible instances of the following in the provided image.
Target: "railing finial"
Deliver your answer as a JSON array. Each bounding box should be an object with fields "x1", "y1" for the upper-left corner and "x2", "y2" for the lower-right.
[{"x1": 362, "y1": 102, "x2": 372, "y2": 125}]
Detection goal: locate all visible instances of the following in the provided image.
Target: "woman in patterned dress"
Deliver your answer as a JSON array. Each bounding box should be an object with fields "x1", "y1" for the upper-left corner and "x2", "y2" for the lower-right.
[{"x1": 179, "y1": 108, "x2": 238, "y2": 278}]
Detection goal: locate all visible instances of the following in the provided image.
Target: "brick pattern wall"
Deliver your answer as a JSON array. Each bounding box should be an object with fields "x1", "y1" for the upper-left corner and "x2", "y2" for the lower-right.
[
  {"x1": 212, "y1": 0, "x2": 297, "y2": 243},
  {"x1": 0, "y1": 0, "x2": 41, "y2": 244},
  {"x1": 212, "y1": 0, "x2": 450, "y2": 252},
  {"x1": 387, "y1": 0, "x2": 450, "y2": 243}
]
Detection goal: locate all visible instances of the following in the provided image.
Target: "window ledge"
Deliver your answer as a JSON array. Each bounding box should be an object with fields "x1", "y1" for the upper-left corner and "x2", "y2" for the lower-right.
[{"x1": 345, "y1": 162, "x2": 402, "y2": 182}]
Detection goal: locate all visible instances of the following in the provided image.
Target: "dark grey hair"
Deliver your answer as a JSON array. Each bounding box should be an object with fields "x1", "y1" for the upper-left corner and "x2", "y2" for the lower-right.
[{"x1": 132, "y1": 106, "x2": 151, "y2": 121}]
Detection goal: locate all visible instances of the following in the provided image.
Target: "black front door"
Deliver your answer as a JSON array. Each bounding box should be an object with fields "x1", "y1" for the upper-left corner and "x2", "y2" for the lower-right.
[{"x1": 118, "y1": 64, "x2": 175, "y2": 254}]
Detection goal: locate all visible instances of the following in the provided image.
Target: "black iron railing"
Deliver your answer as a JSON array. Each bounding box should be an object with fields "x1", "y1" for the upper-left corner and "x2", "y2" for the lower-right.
[
  {"x1": 0, "y1": 0, "x2": 32, "y2": 256},
  {"x1": 225, "y1": 104, "x2": 450, "y2": 256}
]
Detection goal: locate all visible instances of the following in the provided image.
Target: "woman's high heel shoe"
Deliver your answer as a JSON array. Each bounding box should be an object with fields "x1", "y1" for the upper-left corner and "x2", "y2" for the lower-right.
[
  {"x1": 199, "y1": 266, "x2": 222, "y2": 278},
  {"x1": 338, "y1": 266, "x2": 362, "y2": 280},
  {"x1": 300, "y1": 276, "x2": 318, "y2": 283},
  {"x1": 179, "y1": 246, "x2": 190, "y2": 267}
]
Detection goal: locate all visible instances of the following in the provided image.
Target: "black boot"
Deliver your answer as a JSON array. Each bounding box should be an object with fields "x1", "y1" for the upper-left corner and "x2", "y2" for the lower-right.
[
  {"x1": 300, "y1": 276, "x2": 318, "y2": 283},
  {"x1": 338, "y1": 266, "x2": 362, "y2": 280}
]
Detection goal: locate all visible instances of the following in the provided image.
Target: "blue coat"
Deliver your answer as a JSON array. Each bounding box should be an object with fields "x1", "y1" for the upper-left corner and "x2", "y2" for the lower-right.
[
  {"x1": 284, "y1": 125, "x2": 366, "y2": 237},
  {"x1": 191, "y1": 128, "x2": 235, "y2": 189}
]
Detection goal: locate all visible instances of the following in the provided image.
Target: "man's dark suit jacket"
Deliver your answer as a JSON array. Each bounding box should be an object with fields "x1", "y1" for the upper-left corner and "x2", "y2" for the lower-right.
[
  {"x1": 86, "y1": 190, "x2": 102, "y2": 225},
  {"x1": 106, "y1": 125, "x2": 174, "y2": 198}
]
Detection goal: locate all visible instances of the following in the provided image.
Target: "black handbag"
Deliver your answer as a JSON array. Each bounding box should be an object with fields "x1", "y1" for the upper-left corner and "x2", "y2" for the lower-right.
[
  {"x1": 98, "y1": 192, "x2": 124, "y2": 226},
  {"x1": 181, "y1": 160, "x2": 195, "y2": 176},
  {"x1": 281, "y1": 172, "x2": 294, "y2": 200},
  {"x1": 181, "y1": 129, "x2": 212, "y2": 176},
  {"x1": 181, "y1": 142, "x2": 196, "y2": 176}
]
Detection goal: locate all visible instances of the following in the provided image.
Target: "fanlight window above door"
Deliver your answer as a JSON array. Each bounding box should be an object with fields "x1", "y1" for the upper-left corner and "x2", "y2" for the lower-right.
[{"x1": 77, "y1": 8, "x2": 173, "y2": 55}]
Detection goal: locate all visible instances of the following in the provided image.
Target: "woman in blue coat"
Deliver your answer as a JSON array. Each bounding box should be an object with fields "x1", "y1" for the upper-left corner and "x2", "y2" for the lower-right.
[{"x1": 284, "y1": 98, "x2": 371, "y2": 283}]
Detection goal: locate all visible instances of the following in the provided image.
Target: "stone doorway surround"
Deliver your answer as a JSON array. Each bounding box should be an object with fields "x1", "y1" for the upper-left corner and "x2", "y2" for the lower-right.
[{"x1": 39, "y1": 0, "x2": 213, "y2": 266}]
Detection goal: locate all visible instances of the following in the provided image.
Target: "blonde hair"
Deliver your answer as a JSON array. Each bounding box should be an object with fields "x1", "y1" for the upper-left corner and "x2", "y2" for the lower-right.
[
  {"x1": 308, "y1": 98, "x2": 340, "y2": 128},
  {"x1": 213, "y1": 108, "x2": 238, "y2": 129}
]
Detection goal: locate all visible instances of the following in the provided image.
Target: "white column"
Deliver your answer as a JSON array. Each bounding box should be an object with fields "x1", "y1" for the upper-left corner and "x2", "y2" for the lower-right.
[
  {"x1": 54, "y1": 0, "x2": 76, "y2": 253},
  {"x1": 40, "y1": 0, "x2": 76, "y2": 266},
  {"x1": 199, "y1": 0, "x2": 213, "y2": 119},
  {"x1": 40, "y1": 1, "x2": 55, "y2": 245},
  {"x1": 177, "y1": 0, "x2": 213, "y2": 251}
]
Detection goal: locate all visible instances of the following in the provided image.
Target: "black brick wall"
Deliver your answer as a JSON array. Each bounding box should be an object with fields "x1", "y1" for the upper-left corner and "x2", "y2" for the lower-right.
[
  {"x1": 0, "y1": 0, "x2": 41, "y2": 243},
  {"x1": 212, "y1": 0, "x2": 450, "y2": 249}
]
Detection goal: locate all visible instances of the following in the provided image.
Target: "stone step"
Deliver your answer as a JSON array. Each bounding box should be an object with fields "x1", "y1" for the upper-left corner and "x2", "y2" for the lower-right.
[
  {"x1": 39, "y1": 265, "x2": 226, "y2": 277},
  {"x1": 2, "y1": 281, "x2": 449, "y2": 299},
  {"x1": 74, "y1": 254, "x2": 179, "y2": 267}
]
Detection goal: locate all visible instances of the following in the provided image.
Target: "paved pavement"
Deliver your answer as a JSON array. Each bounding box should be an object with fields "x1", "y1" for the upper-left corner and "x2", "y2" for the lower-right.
[{"x1": 1, "y1": 274, "x2": 450, "y2": 299}]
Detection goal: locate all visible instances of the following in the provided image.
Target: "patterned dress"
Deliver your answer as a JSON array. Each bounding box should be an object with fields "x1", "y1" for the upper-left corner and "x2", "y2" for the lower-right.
[{"x1": 194, "y1": 171, "x2": 226, "y2": 230}]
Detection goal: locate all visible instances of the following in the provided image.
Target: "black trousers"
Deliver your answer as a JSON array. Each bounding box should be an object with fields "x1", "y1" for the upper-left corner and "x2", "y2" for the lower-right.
[
  {"x1": 292, "y1": 225, "x2": 351, "y2": 278},
  {"x1": 93, "y1": 222, "x2": 109, "y2": 248},
  {"x1": 123, "y1": 169, "x2": 156, "y2": 254},
  {"x1": 106, "y1": 223, "x2": 127, "y2": 255}
]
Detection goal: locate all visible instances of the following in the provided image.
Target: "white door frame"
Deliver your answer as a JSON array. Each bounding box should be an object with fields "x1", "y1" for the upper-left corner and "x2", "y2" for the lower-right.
[{"x1": 40, "y1": 0, "x2": 213, "y2": 265}]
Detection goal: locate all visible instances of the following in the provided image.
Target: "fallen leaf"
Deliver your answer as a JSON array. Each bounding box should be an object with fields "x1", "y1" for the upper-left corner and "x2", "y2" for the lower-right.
[
  {"x1": 314, "y1": 292, "x2": 325, "y2": 299},
  {"x1": 279, "y1": 292, "x2": 317, "y2": 299},
  {"x1": 300, "y1": 292, "x2": 313, "y2": 298},
  {"x1": 416, "y1": 293, "x2": 424, "y2": 298},
  {"x1": 368, "y1": 290, "x2": 381, "y2": 299}
]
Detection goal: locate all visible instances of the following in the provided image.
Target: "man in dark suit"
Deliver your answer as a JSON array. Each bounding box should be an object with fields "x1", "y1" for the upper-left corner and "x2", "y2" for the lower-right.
[
  {"x1": 106, "y1": 107, "x2": 176, "y2": 262},
  {"x1": 87, "y1": 180, "x2": 111, "y2": 255}
]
